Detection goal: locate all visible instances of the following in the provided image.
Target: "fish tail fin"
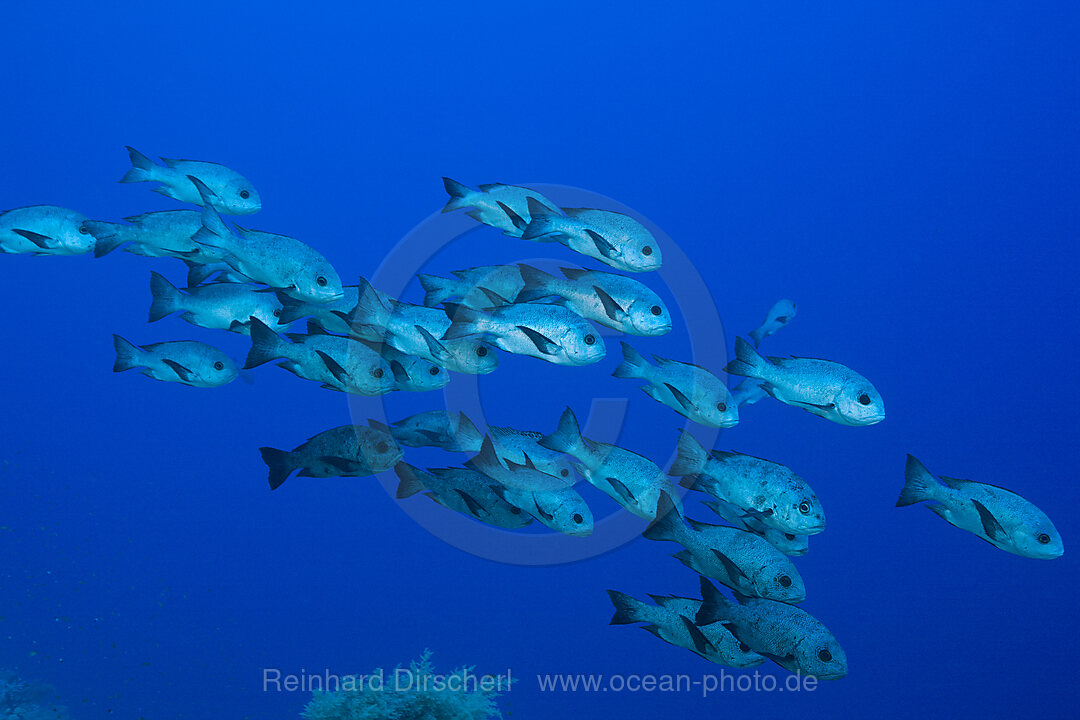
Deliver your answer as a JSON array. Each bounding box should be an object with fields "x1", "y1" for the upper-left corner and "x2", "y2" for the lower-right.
[
  {"x1": 607, "y1": 590, "x2": 647, "y2": 625},
  {"x1": 84, "y1": 221, "x2": 129, "y2": 257},
  {"x1": 539, "y1": 407, "x2": 584, "y2": 455},
  {"x1": 275, "y1": 293, "x2": 314, "y2": 324},
  {"x1": 724, "y1": 336, "x2": 771, "y2": 379},
  {"x1": 148, "y1": 271, "x2": 183, "y2": 322},
  {"x1": 897, "y1": 454, "x2": 940, "y2": 506},
  {"x1": 669, "y1": 430, "x2": 709, "y2": 477},
  {"x1": 191, "y1": 201, "x2": 231, "y2": 249},
  {"x1": 442, "y1": 302, "x2": 486, "y2": 340},
  {"x1": 514, "y1": 263, "x2": 558, "y2": 303},
  {"x1": 184, "y1": 261, "x2": 216, "y2": 287},
  {"x1": 417, "y1": 273, "x2": 457, "y2": 307},
  {"x1": 642, "y1": 490, "x2": 687, "y2": 544},
  {"x1": 345, "y1": 277, "x2": 393, "y2": 329},
  {"x1": 259, "y1": 447, "x2": 296, "y2": 490},
  {"x1": 748, "y1": 326, "x2": 765, "y2": 347},
  {"x1": 441, "y1": 177, "x2": 474, "y2": 212},
  {"x1": 244, "y1": 317, "x2": 288, "y2": 369},
  {"x1": 520, "y1": 197, "x2": 559, "y2": 241},
  {"x1": 394, "y1": 463, "x2": 430, "y2": 499},
  {"x1": 119, "y1": 146, "x2": 156, "y2": 183},
  {"x1": 695, "y1": 576, "x2": 733, "y2": 625},
  {"x1": 112, "y1": 334, "x2": 143, "y2": 372},
  {"x1": 612, "y1": 341, "x2": 650, "y2": 380}
]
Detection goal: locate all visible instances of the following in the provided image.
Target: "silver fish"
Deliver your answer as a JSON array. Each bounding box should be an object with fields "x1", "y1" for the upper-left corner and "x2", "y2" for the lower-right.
[
  {"x1": 697, "y1": 577, "x2": 848, "y2": 680},
  {"x1": 725, "y1": 337, "x2": 885, "y2": 426},
  {"x1": 394, "y1": 463, "x2": 533, "y2": 529},
  {"x1": 148, "y1": 271, "x2": 289, "y2": 335},
  {"x1": 540, "y1": 407, "x2": 681, "y2": 520},
  {"x1": 441, "y1": 178, "x2": 561, "y2": 237},
  {"x1": 521, "y1": 199, "x2": 661, "y2": 273},
  {"x1": 0, "y1": 206, "x2": 93, "y2": 255},
  {"x1": 644, "y1": 494, "x2": 806, "y2": 603},
  {"x1": 259, "y1": 423, "x2": 402, "y2": 490},
  {"x1": 897, "y1": 455, "x2": 1063, "y2": 559},
  {"x1": 516, "y1": 264, "x2": 671, "y2": 336},
  {"x1": 607, "y1": 590, "x2": 765, "y2": 668},
  {"x1": 119, "y1": 146, "x2": 261, "y2": 214},
  {"x1": 418, "y1": 265, "x2": 525, "y2": 308},
  {"x1": 443, "y1": 299, "x2": 604, "y2": 366},
  {"x1": 749, "y1": 299, "x2": 797, "y2": 347},
  {"x1": 112, "y1": 336, "x2": 237, "y2": 388},
  {"x1": 244, "y1": 318, "x2": 396, "y2": 396},
  {"x1": 671, "y1": 431, "x2": 826, "y2": 536},
  {"x1": 613, "y1": 342, "x2": 738, "y2": 428}
]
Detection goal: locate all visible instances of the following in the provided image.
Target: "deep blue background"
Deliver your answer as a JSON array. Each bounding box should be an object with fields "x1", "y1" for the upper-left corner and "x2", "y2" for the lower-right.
[{"x1": 2, "y1": 2, "x2": 1078, "y2": 718}]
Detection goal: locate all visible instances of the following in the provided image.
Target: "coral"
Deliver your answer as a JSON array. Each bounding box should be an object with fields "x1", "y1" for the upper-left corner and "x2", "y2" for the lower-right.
[
  {"x1": 301, "y1": 650, "x2": 509, "y2": 720},
  {"x1": 0, "y1": 670, "x2": 69, "y2": 720}
]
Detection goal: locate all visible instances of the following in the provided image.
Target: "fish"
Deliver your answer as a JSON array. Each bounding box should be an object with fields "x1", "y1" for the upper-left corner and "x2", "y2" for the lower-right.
[
  {"x1": 0, "y1": 206, "x2": 94, "y2": 255},
  {"x1": 516, "y1": 264, "x2": 672, "y2": 336},
  {"x1": 343, "y1": 279, "x2": 499, "y2": 375},
  {"x1": 258, "y1": 423, "x2": 402, "y2": 490},
  {"x1": 730, "y1": 378, "x2": 768, "y2": 407},
  {"x1": 644, "y1": 493, "x2": 806, "y2": 603},
  {"x1": 724, "y1": 337, "x2": 885, "y2": 426},
  {"x1": 466, "y1": 436, "x2": 592, "y2": 536},
  {"x1": 607, "y1": 590, "x2": 766, "y2": 668},
  {"x1": 539, "y1": 407, "x2": 681, "y2": 519},
  {"x1": 190, "y1": 180, "x2": 343, "y2": 303},
  {"x1": 440, "y1": 178, "x2": 561, "y2": 237},
  {"x1": 389, "y1": 411, "x2": 483, "y2": 452},
  {"x1": 119, "y1": 146, "x2": 261, "y2": 214},
  {"x1": 703, "y1": 499, "x2": 809, "y2": 557},
  {"x1": 244, "y1": 317, "x2": 396, "y2": 396},
  {"x1": 112, "y1": 336, "x2": 238, "y2": 388},
  {"x1": 670, "y1": 431, "x2": 826, "y2": 536},
  {"x1": 417, "y1": 265, "x2": 525, "y2": 308},
  {"x1": 277, "y1": 286, "x2": 359, "y2": 335},
  {"x1": 366, "y1": 341, "x2": 450, "y2": 392},
  {"x1": 394, "y1": 463, "x2": 533, "y2": 530},
  {"x1": 696, "y1": 577, "x2": 848, "y2": 680},
  {"x1": 521, "y1": 199, "x2": 661, "y2": 273},
  {"x1": 443, "y1": 298, "x2": 605, "y2": 367},
  {"x1": 83, "y1": 210, "x2": 204, "y2": 260},
  {"x1": 488, "y1": 424, "x2": 576, "y2": 480},
  {"x1": 749, "y1": 299, "x2": 797, "y2": 347},
  {"x1": 896, "y1": 455, "x2": 1063, "y2": 559},
  {"x1": 613, "y1": 342, "x2": 738, "y2": 428},
  {"x1": 148, "y1": 271, "x2": 289, "y2": 335}
]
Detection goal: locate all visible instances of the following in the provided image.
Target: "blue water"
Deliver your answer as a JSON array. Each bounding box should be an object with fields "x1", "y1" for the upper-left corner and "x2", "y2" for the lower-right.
[{"x1": 2, "y1": 2, "x2": 1078, "y2": 718}]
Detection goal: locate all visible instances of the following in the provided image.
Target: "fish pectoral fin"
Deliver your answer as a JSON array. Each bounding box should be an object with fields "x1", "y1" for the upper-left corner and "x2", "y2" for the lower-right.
[
  {"x1": 585, "y1": 228, "x2": 618, "y2": 258},
  {"x1": 592, "y1": 285, "x2": 626, "y2": 321},
  {"x1": 11, "y1": 228, "x2": 55, "y2": 248},
  {"x1": 711, "y1": 549, "x2": 750, "y2": 582},
  {"x1": 389, "y1": 359, "x2": 409, "y2": 381},
  {"x1": 516, "y1": 325, "x2": 560, "y2": 355},
  {"x1": 532, "y1": 495, "x2": 555, "y2": 522},
  {"x1": 315, "y1": 350, "x2": 349, "y2": 383},
  {"x1": 680, "y1": 615, "x2": 716, "y2": 655},
  {"x1": 318, "y1": 456, "x2": 363, "y2": 473},
  {"x1": 415, "y1": 325, "x2": 449, "y2": 360},
  {"x1": 453, "y1": 489, "x2": 489, "y2": 517},
  {"x1": 607, "y1": 476, "x2": 637, "y2": 504},
  {"x1": 971, "y1": 499, "x2": 1006, "y2": 540},
  {"x1": 664, "y1": 383, "x2": 695, "y2": 411},
  {"x1": 740, "y1": 508, "x2": 774, "y2": 521},
  {"x1": 478, "y1": 286, "x2": 511, "y2": 306},
  {"x1": 521, "y1": 452, "x2": 538, "y2": 471},
  {"x1": 161, "y1": 358, "x2": 194, "y2": 381},
  {"x1": 495, "y1": 200, "x2": 527, "y2": 231}
]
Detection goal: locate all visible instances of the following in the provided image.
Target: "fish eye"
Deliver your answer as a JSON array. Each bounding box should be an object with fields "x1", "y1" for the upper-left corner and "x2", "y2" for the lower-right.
[
  {"x1": 510, "y1": 507, "x2": 521, "y2": 514},
  {"x1": 373, "y1": 368, "x2": 384, "y2": 378},
  {"x1": 738, "y1": 642, "x2": 751, "y2": 653},
  {"x1": 784, "y1": 533, "x2": 795, "y2": 540},
  {"x1": 1038, "y1": 533, "x2": 1051, "y2": 544},
  {"x1": 716, "y1": 402, "x2": 727, "y2": 412},
  {"x1": 642, "y1": 246, "x2": 653, "y2": 256},
  {"x1": 213, "y1": 361, "x2": 224, "y2": 371},
  {"x1": 584, "y1": 334, "x2": 596, "y2": 345},
  {"x1": 573, "y1": 513, "x2": 583, "y2": 524},
  {"x1": 316, "y1": 276, "x2": 328, "y2": 287},
  {"x1": 818, "y1": 649, "x2": 832, "y2": 662},
  {"x1": 799, "y1": 501, "x2": 811, "y2": 514},
  {"x1": 650, "y1": 305, "x2": 662, "y2": 316},
  {"x1": 428, "y1": 366, "x2": 441, "y2": 376},
  {"x1": 858, "y1": 393, "x2": 871, "y2": 405},
  {"x1": 779, "y1": 575, "x2": 792, "y2": 588},
  {"x1": 239, "y1": 189, "x2": 250, "y2": 199},
  {"x1": 560, "y1": 468, "x2": 569, "y2": 477},
  {"x1": 273, "y1": 309, "x2": 281, "y2": 317},
  {"x1": 79, "y1": 225, "x2": 90, "y2": 234},
  {"x1": 476, "y1": 346, "x2": 488, "y2": 357},
  {"x1": 376, "y1": 441, "x2": 389, "y2": 454}
]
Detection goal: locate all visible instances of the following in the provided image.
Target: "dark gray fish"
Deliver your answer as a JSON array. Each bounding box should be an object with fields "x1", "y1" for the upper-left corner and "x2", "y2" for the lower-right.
[{"x1": 259, "y1": 423, "x2": 402, "y2": 490}]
